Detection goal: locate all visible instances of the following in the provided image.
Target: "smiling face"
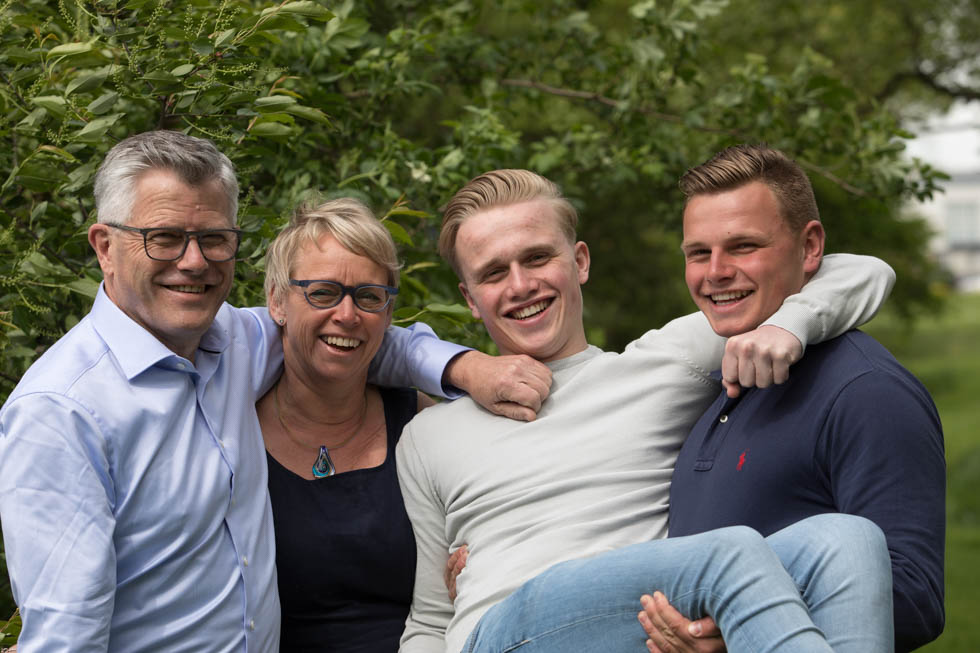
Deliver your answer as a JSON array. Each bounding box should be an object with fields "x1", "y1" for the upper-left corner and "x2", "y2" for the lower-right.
[
  {"x1": 454, "y1": 199, "x2": 590, "y2": 362},
  {"x1": 88, "y1": 168, "x2": 236, "y2": 360},
  {"x1": 682, "y1": 181, "x2": 824, "y2": 337},
  {"x1": 269, "y1": 234, "x2": 392, "y2": 388}
]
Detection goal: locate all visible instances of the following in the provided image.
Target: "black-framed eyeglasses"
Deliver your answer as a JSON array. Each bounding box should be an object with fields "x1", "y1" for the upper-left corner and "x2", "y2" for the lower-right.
[
  {"x1": 105, "y1": 223, "x2": 242, "y2": 262},
  {"x1": 289, "y1": 279, "x2": 398, "y2": 313}
]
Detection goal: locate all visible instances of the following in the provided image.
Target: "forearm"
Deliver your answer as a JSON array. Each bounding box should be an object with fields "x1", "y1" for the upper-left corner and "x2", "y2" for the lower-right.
[{"x1": 371, "y1": 323, "x2": 470, "y2": 398}]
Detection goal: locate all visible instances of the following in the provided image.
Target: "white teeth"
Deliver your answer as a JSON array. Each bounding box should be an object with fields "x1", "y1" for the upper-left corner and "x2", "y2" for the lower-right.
[
  {"x1": 710, "y1": 290, "x2": 751, "y2": 304},
  {"x1": 169, "y1": 285, "x2": 205, "y2": 294},
  {"x1": 324, "y1": 336, "x2": 361, "y2": 349},
  {"x1": 512, "y1": 300, "x2": 549, "y2": 320}
]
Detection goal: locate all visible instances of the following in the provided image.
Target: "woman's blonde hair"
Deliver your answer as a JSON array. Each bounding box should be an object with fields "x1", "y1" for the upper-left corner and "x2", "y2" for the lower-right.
[{"x1": 265, "y1": 197, "x2": 400, "y2": 306}]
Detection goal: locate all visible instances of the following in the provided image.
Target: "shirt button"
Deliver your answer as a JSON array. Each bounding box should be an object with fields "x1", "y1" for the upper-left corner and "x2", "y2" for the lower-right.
[
  {"x1": 243, "y1": 556, "x2": 249, "y2": 567},
  {"x1": 249, "y1": 619, "x2": 255, "y2": 631},
  {"x1": 719, "y1": 414, "x2": 729, "y2": 423},
  {"x1": 219, "y1": 440, "x2": 226, "y2": 448},
  {"x1": 177, "y1": 362, "x2": 186, "y2": 370}
]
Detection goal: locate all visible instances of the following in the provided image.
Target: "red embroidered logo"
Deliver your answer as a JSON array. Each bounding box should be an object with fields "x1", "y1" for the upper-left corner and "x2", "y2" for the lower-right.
[{"x1": 736, "y1": 449, "x2": 749, "y2": 471}]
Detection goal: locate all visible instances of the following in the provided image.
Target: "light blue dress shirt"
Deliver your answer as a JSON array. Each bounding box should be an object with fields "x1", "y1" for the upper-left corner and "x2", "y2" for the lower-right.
[{"x1": 0, "y1": 284, "x2": 467, "y2": 652}]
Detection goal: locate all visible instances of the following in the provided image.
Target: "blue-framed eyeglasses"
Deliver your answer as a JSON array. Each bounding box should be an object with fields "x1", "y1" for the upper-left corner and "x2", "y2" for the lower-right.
[
  {"x1": 289, "y1": 279, "x2": 398, "y2": 313},
  {"x1": 106, "y1": 223, "x2": 242, "y2": 262}
]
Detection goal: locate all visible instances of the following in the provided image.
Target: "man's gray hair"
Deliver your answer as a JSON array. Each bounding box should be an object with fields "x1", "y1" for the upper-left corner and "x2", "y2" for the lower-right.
[{"x1": 94, "y1": 130, "x2": 239, "y2": 225}]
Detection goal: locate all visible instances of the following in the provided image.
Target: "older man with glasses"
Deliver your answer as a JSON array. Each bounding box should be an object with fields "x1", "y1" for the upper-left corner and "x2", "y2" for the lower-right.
[{"x1": 0, "y1": 131, "x2": 552, "y2": 652}]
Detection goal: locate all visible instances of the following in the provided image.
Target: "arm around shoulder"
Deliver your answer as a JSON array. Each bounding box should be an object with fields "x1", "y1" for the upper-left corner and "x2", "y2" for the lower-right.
[
  {"x1": 763, "y1": 253, "x2": 895, "y2": 349},
  {"x1": 370, "y1": 322, "x2": 470, "y2": 398}
]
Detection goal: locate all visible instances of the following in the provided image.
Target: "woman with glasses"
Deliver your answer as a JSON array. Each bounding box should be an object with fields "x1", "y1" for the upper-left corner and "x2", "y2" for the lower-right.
[{"x1": 256, "y1": 198, "x2": 434, "y2": 651}]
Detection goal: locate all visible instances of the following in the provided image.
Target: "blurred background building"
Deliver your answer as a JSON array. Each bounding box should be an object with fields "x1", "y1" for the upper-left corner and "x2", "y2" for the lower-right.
[{"x1": 908, "y1": 103, "x2": 980, "y2": 291}]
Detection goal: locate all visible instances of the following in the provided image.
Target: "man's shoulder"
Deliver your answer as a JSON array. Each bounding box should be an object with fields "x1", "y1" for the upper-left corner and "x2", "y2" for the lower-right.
[
  {"x1": 803, "y1": 330, "x2": 936, "y2": 411},
  {"x1": 7, "y1": 315, "x2": 110, "y2": 402},
  {"x1": 405, "y1": 395, "x2": 491, "y2": 432},
  {"x1": 809, "y1": 330, "x2": 917, "y2": 382}
]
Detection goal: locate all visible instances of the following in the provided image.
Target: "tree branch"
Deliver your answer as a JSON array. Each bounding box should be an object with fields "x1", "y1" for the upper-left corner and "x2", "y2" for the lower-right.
[
  {"x1": 796, "y1": 160, "x2": 869, "y2": 197},
  {"x1": 500, "y1": 78, "x2": 739, "y2": 135},
  {"x1": 876, "y1": 67, "x2": 980, "y2": 103},
  {"x1": 501, "y1": 79, "x2": 871, "y2": 196}
]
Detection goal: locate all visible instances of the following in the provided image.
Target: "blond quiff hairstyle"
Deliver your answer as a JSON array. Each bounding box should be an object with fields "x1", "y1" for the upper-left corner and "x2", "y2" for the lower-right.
[{"x1": 439, "y1": 169, "x2": 578, "y2": 276}]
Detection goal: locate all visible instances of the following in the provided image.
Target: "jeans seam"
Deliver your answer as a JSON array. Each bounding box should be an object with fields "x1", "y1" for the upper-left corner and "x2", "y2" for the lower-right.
[{"x1": 496, "y1": 609, "x2": 641, "y2": 651}]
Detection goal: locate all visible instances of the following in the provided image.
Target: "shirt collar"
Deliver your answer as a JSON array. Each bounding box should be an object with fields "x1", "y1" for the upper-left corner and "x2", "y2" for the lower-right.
[{"x1": 89, "y1": 283, "x2": 231, "y2": 380}]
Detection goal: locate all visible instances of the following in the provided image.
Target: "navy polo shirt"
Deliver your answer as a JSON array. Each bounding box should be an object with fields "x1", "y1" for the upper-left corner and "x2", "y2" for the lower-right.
[{"x1": 668, "y1": 330, "x2": 946, "y2": 652}]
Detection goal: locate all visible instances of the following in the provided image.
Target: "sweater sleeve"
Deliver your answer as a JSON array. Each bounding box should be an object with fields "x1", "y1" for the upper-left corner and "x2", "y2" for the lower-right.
[
  {"x1": 822, "y1": 371, "x2": 946, "y2": 651},
  {"x1": 396, "y1": 422, "x2": 455, "y2": 652},
  {"x1": 761, "y1": 253, "x2": 894, "y2": 350}
]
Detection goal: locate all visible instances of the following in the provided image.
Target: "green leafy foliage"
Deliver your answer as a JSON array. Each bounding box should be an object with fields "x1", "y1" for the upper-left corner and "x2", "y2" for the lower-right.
[{"x1": 0, "y1": 0, "x2": 953, "y2": 632}]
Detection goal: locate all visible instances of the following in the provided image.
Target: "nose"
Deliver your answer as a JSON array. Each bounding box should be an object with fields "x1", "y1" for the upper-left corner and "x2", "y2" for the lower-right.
[
  {"x1": 176, "y1": 236, "x2": 209, "y2": 272},
  {"x1": 330, "y1": 294, "x2": 360, "y2": 325},
  {"x1": 706, "y1": 251, "x2": 735, "y2": 283},
  {"x1": 507, "y1": 263, "x2": 538, "y2": 298}
]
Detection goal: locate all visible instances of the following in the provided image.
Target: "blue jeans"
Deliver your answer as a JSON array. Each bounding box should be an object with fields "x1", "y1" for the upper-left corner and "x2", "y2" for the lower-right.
[
  {"x1": 767, "y1": 514, "x2": 893, "y2": 652},
  {"x1": 462, "y1": 514, "x2": 892, "y2": 653}
]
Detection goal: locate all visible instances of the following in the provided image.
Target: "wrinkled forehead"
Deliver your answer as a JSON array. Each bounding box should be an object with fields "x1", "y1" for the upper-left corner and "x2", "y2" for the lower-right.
[{"x1": 131, "y1": 169, "x2": 236, "y2": 227}]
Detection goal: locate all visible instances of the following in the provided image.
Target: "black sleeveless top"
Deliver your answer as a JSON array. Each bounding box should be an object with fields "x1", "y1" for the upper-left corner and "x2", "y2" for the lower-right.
[{"x1": 267, "y1": 386, "x2": 418, "y2": 652}]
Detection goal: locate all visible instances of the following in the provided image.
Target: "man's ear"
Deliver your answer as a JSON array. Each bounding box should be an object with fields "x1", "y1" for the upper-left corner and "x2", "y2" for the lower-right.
[
  {"x1": 574, "y1": 241, "x2": 591, "y2": 285},
  {"x1": 801, "y1": 220, "x2": 825, "y2": 278},
  {"x1": 88, "y1": 223, "x2": 113, "y2": 276},
  {"x1": 458, "y1": 282, "x2": 481, "y2": 320}
]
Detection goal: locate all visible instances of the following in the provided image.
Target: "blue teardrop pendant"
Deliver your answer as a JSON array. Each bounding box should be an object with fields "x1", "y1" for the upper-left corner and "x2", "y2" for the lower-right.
[{"x1": 312, "y1": 445, "x2": 336, "y2": 478}]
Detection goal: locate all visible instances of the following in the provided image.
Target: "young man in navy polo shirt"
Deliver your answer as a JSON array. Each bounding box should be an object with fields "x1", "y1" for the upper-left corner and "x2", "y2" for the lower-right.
[{"x1": 642, "y1": 144, "x2": 945, "y2": 653}]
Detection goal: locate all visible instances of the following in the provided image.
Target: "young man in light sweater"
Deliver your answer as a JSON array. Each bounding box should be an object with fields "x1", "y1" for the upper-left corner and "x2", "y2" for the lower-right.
[{"x1": 396, "y1": 169, "x2": 896, "y2": 653}]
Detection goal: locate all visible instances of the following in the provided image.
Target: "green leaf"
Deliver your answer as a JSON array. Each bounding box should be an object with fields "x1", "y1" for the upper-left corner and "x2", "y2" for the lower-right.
[
  {"x1": 21, "y1": 252, "x2": 71, "y2": 278},
  {"x1": 16, "y1": 108, "x2": 47, "y2": 129},
  {"x1": 66, "y1": 69, "x2": 108, "y2": 95},
  {"x1": 252, "y1": 112, "x2": 295, "y2": 125},
  {"x1": 37, "y1": 145, "x2": 78, "y2": 163},
  {"x1": 423, "y1": 303, "x2": 475, "y2": 319},
  {"x1": 68, "y1": 277, "x2": 100, "y2": 299},
  {"x1": 386, "y1": 208, "x2": 430, "y2": 220},
  {"x1": 142, "y1": 70, "x2": 179, "y2": 84},
  {"x1": 170, "y1": 63, "x2": 196, "y2": 76},
  {"x1": 282, "y1": 104, "x2": 330, "y2": 125},
  {"x1": 437, "y1": 147, "x2": 464, "y2": 170},
  {"x1": 48, "y1": 42, "x2": 95, "y2": 57},
  {"x1": 87, "y1": 91, "x2": 119, "y2": 115},
  {"x1": 403, "y1": 261, "x2": 440, "y2": 274},
  {"x1": 254, "y1": 95, "x2": 297, "y2": 110},
  {"x1": 64, "y1": 161, "x2": 99, "y2": 193},
  {"x1": 263, "y1": 1, "x2": 334, "y2": 20},
  {"x1": 73, "y1": 114, "x2": 124, "y2": 143},
  {"x1": 383, "y1": 220, "x2": 413, "y2": 246},
  {"x1": 31, "y1": 95, "x2": 67, "y2": 118},
  {"x1": 215, "y1": 28, "x2": 237, "y2": 47},
  {"x1": 249, "y1": 122, "x2": 294, "y2": 137},
  {"x1": 5, "y1": 46, "x2": 40, "y2": 64},
  {"x1": 14, "y1": 161, "x2": 69, "y2": 192}
]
